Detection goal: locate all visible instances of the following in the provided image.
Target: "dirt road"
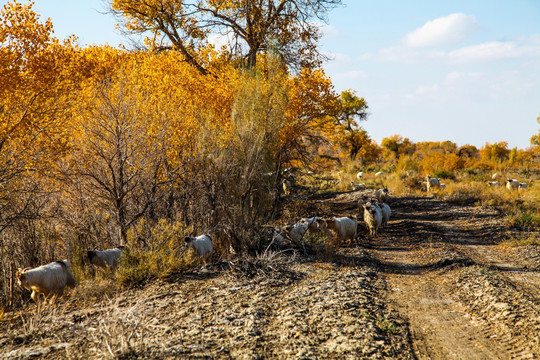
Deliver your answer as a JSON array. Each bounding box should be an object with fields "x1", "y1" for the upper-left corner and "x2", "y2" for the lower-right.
[
  {"x1": 358, "y1": 195, "x2": 540, "y2": 360},
  {"x1": 1, "y1": 191, "x2": 538, "y2": 359}
]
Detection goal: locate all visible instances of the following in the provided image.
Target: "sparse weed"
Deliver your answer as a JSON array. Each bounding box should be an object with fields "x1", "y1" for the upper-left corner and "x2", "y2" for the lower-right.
[
  {"x1": 398, "y1": 174, "x2": 425, "y2": 194},
  {"x1": 88, "y1": 299, "x2": 150, "y2": 359},
  {"x1": 228, "y1": 250, "x2": 302, "y2": 281},
  {"x1": 306, "y1": 232, "x2": 338, "y2": 261},
  {"x1": 433, "y1": 169, "x2": 455, "y2": 180},
  {"x1": 18, "y1": 304, "x2": 58, "y2": 339},
  {"x1": 476, "y1": 266, "x2": 493, "y2": 275},
  {"x1": 375, "y1": 314, "x2": 398, "y2": 335},
  {"x1": 506, "y1": 210, "x2": 540, "y2": 228},
  {"x1": 499, "y1": 232, "x2": 540, "y2": 247}
]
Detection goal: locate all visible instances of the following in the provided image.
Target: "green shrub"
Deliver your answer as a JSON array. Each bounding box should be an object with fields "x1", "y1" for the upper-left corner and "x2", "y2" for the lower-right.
[
  {"x1": 500, "y1": 232, "x2": 540, "y2": 247},
  {"x1": 116, "y1": 219, "x2": 199, "y2": 286},
  {"x1": 506, "y1": 210, "x2": 540, "y2": 228},
  {"x1": 365, "y1": 165, "x2": 381, "y2": 173},
  {"x1": 433, "y1": 170, "x2": 455, "y2": 180},
  {"x1": 375, "y1": 315, "x2": 398, "y2": 335}
]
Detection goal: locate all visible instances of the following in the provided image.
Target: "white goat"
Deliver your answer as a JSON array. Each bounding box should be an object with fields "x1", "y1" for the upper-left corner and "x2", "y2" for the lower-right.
[
  {"x1": 374, "y1": 202, "x2": 391, "y2": 227},
  {"x1": 185, "y1": 234, "x2": 213, "y2": 262},
  {"x1": 17, "y1": 260, "x2": 77, "y2": 304},
  {"x1": 519, "y1": 182, "x2": 528, "y2": 189},
  {"x1": 375, "y1": 186, "x2": 389, "y2": 203},
  {"x1": 506, "y1": 179, "x2": 520, "y2": 191},
  {"x1": 363, "y1": 203, "x2": 382, "y2": 236},
  {"x1": 272, "y1": 230, "x2": 284, "y2": 248},
  {"x1": 492, "y1": 173, "x2": 499, "y2": 180},
  {"x1": 301, "y1": 217, "x2": 320, "y2": 232},
  {"x1": 319, "y1": 216, "x2": 358, "y2": 247},
  {"x1": 356, "y1": 171, "x2": 364, "y2": 179},
  {"x1": 285, "y1": 217, "x2": 320, "y2": 242},
  {"x1": 351, "y1": 182, "x2": 366, "y2": 191},
  {"x1": 284, "y1": 221, "x2": 309, "y2": 242},
  {"x1": 425, "y1": 175, "x2": 441, "y2": 191},
  {"x1": 488, "y1": 181, "x2": 500, "y2": 186},
  {"x1": 88, "y1": 247, "x2": 124, "y2": 269},
  {"x1": 375, "y1": 171, "x2": 384, "y2": 176}
]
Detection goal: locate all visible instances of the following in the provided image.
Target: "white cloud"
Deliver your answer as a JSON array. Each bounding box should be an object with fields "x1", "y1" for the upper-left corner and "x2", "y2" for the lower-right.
[
  {"x1": 444, "y1": 71, "x2": 482, "y2": 84},
  {"x1": 404, "y1": 70, "x2": 536, "y2": 105},
  {"x1": 316, "y1": 22, "x2": 340, "y2": 39},
  {"x1": 402, "y1": 83, "x2": 443, "y2": 102},
  {"x1": 531, "y1": 34, "x2": 540, "y2": 44},
  {"x1": 208, "y1": 32, "x2": 234, "y2": 50},
  {"x1": 404, "y1": 13, "x2": 478, "y2": 48},
  {"x1": 373, "y1": 46, "x2": 445, "y2": 63},
  {"x1": 332, "y1": 70, "x2": 369, "y2": 81},
  {"x1": 354, "y1": 37, "x2": 540, "y2": 65},
  {"x1": 449, "y1": 40, "x2": 540, "y2": 63}
]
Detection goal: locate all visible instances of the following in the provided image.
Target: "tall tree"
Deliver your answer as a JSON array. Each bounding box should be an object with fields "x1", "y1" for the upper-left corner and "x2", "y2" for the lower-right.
[
  {"x1": 111, "y1": 0, "x2": 342, "y2": 73},
  {"x1": 330, "y1": 90, "x2": 371, "y2": 160},
  {"x1": 0, "y1": 0, "x2": 77, "y2": 231},
  {"x1": 66, "y1": 75, "x2": 172, "y2": 245}
]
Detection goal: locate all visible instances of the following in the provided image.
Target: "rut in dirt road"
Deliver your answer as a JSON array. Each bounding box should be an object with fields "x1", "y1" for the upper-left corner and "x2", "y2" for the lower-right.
[{"x1": 356, "y1": 195, "x2": 540, "y2": 360}]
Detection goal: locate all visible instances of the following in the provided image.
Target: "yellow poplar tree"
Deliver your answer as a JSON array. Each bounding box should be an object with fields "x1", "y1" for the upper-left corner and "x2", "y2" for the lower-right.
[{"x1": 0, "y1": 0, "x2": 81, "y2": 234}]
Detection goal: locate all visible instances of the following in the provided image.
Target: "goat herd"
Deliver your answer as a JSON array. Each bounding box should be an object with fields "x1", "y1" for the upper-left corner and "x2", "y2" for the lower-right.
[
  {"x1": 15, "y1": 186, "x2": 393, "y2": 307},
  {"x1": 279, "y1": 185, "x2": 391, "y2": 250},
  {"x1": 15, "y1": 235, "x2": 215, "y2": 306},
  {"x1": 14, "y1": 172, "x2": 528, "y2": 306},
  {"x1": 15, "y1": 248, "x2": 123, "y2": 306}
]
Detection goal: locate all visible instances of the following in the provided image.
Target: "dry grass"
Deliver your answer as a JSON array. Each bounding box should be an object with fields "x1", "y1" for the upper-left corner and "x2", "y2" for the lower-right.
[
  {"x1": 442, "y1": 182, "x2": 485, "y2": 205},
  {"x1": 71, "y1": 278, "x2": 120, "y2": 305},
  {"x1": 228, "y1": 250, "x2": 304, "y2": 282},
  {"x1": 363, "y1": 169, "x2": 540, "y2": 227},
  {"x1": 338, "y1": 168, "x2": 540, "y2": 231},
  {"x1": 18, "y1": 305, "x2": 59, "y2": 339},
  {"x1": 499, "y1": 232, "x2": 540, "y2": 247},
  {"x1": 298, "y1": 166, "x2": 540, "y2": 235},
  {"x1": 86, "y1": 299, "x2": 151, "y2": 359}
]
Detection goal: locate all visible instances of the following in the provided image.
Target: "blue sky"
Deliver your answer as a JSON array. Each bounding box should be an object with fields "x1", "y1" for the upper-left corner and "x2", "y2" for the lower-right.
[{"x1": 17, "y1": 0, "x2": 540, "y2": 149}]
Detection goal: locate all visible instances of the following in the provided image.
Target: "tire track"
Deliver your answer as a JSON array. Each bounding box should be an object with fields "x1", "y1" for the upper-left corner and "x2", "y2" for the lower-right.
[{"x1": 365, "y1": 195, "x2": 539, "y2": 360}]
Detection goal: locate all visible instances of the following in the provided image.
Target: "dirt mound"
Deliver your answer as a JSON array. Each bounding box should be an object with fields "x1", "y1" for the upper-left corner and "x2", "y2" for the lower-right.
[{"x1": 1, "y1": 253, "x2": 413, "y2": 359}]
